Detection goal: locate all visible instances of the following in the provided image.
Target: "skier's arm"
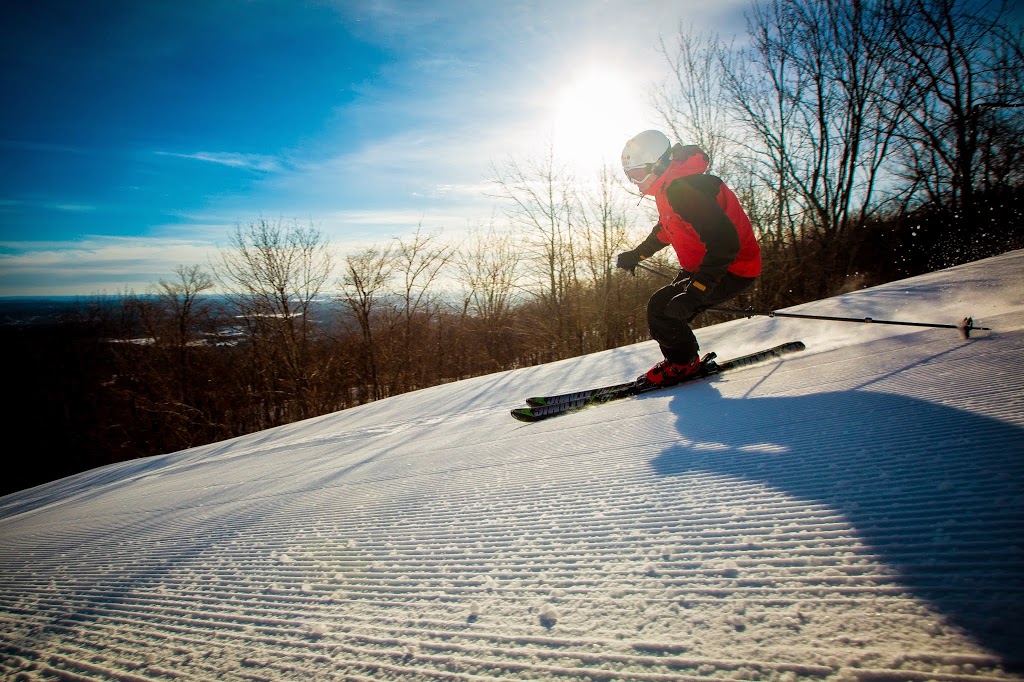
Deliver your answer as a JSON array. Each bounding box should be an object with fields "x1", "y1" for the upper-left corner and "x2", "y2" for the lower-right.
[
  {"x1": 616, "y1": 223, "x2": 669, "y2": 273},
  {"x1": 638, "y1": 223, "x2": 670, "y2": 259},
  {"x1": 665, "y1": 177, "x2": 739, "y2": 290}
]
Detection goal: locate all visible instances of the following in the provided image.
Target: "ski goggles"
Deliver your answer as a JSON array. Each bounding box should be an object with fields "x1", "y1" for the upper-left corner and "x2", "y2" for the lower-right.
[{"x1": 624, "y1": 163, "x2": 656, "y2": 185}]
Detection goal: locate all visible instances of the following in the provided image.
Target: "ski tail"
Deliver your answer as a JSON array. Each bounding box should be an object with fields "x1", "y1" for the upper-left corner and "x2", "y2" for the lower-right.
[
  {"x1": 513, "y1": 385, "x2": 636, "y2": 422},
  {"x1": 525, "y1": 380, "x2": 637, "y2": 408}
]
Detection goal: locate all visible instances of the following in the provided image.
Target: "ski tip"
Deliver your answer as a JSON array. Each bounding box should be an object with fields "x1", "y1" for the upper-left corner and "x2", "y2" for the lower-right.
[
  {"x1": 511, "y1": 408, "x2": 542, "y2": 422},
  {"x1": 525, "y1": 397, "x2": 548, "y2": 407}
]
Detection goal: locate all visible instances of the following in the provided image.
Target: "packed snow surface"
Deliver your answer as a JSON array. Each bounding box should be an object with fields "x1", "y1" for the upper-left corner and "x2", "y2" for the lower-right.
[{"x1": 2, "y1": 251, "x2": 1023, "y2": 681}]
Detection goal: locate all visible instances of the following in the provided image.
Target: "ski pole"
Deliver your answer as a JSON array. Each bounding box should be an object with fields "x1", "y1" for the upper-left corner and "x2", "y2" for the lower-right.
[
  {"x1": 634, "y1": 261, "x2": 675, "y2": 280},
  {"x1": 632, "y1": 261, "x2": 990, "y2": 338},
  {"x1": 710, "y1": 306, "x2": 989, "y2": 338}
]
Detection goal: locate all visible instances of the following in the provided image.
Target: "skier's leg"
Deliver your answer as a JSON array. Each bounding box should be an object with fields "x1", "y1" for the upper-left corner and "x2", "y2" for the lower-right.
[
  {"x1": 699, "y1": 273, "x2": 756, "y2": 310},
  {"x1": 647, "y1": 277, "x2": 697, "y2": 363},
  {"x1": 648, "y1": 273, "x2": 757, "y2": 363}
]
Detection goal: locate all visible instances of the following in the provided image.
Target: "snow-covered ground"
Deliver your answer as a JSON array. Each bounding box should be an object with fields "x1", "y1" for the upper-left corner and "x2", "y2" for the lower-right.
[{"x1": 2, "y1": 251, "x2": 1023, "y2": 681}]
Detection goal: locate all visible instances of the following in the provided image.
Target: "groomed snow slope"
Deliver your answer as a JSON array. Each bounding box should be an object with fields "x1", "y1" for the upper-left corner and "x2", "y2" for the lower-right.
[{"x1": 1, "y1": 251, "x2": 1023, "y2": 682}]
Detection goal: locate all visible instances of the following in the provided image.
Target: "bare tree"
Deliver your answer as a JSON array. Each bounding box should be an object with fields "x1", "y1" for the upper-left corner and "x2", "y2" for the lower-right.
[
  {"x1": 157, "y1": 265, "x2": 215, "y2": 350},
  {"x1": 780, "y1": 0, "x2": 905, "y2": 270},
  {"x1": 699, "y1": 0, "x2": 908, "y2": 295},
  {"x1": 390, "y1": 226, "x2": 457, "y2": 390},
  {"x1": 574, "y1": 164, "x2": 639, "y2": 350},
  {"x1": 884, "y1": 0, "x2": 1024, "y2": 220},
  {"x1": 655, "y1": 28, "x2": 739, "y2": 172},
  {"x1": 339, "y1": 244, "x2": 393, "y2": 402},
  {"x1": 155, "y1": 265, "x2": 215, "y2": 411},
  {"x1": 216, "y1": 218, "x2": 333, "y2": 424},
  {"x1": 716, "y1": 1, "x2": 804, "y2": 259},
  {"x1": 457, "y1": 220, "x2": 522, "y2": 321},
  {"x1": 487, "y1": 142, "x2": 580, "y2": 350},
  {"x1": 455, "y1": 219, "x2": 524, "y2": 370},
  {"x1": 102, "y1": 266, "x2": 221, "y2": 455}
]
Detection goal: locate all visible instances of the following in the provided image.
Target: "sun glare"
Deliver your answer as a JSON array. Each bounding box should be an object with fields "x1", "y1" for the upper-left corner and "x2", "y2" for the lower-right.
[{"x1": 549, "y1": 66, "x2": 651, "y2": 174}]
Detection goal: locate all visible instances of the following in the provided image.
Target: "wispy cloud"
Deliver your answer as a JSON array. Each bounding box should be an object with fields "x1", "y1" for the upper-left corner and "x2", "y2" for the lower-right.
[
  {"x1": 157, "y1": 151, "x2": 286, "y2": 173},
  {"x1": 48, "y1": 203, "x2": 98, "y2": 213},
  {"x1": 0, "y1": 197, "x2": 99, "y2": 213},
  {"x1": 0, "y1": 235, "x2": 220, "y2": 296}
]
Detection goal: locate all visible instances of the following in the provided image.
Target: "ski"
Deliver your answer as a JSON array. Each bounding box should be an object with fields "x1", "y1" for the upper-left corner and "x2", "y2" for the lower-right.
[
  {"x1": 524, "y1": 379, "x2": 637, "y2": 408},
  {"x1": 511, "y1": 341, "x2": 805, "y2": 423},
  {"x1": 523, "y1": 340, "x2": 805, "y2": 408}
]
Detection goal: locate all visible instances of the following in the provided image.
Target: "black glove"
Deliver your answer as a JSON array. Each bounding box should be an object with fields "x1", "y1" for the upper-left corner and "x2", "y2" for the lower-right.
[
  {"x1": 664, "y1": 278, "x2": 711, "y2": 320},
  {"x1": 616, "y1": 249, "x2": 643, "y2": 275}
]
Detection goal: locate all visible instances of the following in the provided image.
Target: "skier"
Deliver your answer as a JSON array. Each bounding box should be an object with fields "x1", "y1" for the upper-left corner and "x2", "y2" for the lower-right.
[{"x1": 616, "y1": 130, "x2": 761, "y2": 386}]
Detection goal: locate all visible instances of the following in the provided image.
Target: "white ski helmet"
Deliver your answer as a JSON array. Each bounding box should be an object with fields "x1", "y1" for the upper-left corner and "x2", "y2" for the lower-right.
[{"x1": 621, "y1": 129, "x2": 671, "y2": 190}]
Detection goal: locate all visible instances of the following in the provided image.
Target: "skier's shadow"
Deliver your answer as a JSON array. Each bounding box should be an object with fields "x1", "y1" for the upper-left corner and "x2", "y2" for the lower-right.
[{"x1": 650, "y1": 380, "x2": 1024, "y2": 664}]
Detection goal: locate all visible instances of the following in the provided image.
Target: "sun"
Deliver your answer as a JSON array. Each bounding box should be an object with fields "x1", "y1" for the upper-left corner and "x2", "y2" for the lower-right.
[{"x1": 548, "y1": 66, "x2": 652, "y2": 172}]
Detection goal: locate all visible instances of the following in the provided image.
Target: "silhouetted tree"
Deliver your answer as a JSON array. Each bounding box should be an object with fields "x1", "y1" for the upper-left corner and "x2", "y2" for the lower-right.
[{"x1": 217, "y1": 218, "x2": 333, "y2": 425}]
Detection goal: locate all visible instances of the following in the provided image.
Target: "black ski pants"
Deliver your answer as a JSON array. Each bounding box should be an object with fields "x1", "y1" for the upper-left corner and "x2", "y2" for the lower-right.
[{"x1": 647, "y1": 271, "x2": 757, "y2": 363}]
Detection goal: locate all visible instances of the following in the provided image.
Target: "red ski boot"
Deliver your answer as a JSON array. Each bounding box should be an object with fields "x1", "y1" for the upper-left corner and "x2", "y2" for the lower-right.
[{"x1": 644, "y1": 355, "x2": 703, "y2": 387}]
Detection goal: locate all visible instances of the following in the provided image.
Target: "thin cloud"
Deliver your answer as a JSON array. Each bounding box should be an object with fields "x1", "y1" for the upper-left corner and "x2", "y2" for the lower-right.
[
  {"x1": 48, "y1": 203, "x2": 98, "y2": 213},
  {"x1": 157, "y1": 151, "x2": 286, "y2": 173},
  {"x1": 0, "y1": 197, "x2": 100, "y2": 213},
  {"x1": 0, "y1": 236, "x2": 220, "y2": 296}
]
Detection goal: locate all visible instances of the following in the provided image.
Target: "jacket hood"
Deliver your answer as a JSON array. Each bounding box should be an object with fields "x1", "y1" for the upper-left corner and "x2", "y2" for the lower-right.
[
  {"x1": 644, "y1": 144, "x2": 710, "y2": 195},
  {"x1": 672, "y1": 144, "x2": 710, "y2": 174}
]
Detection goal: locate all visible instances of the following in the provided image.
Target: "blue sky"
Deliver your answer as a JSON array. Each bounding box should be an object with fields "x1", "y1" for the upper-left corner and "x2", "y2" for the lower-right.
[{"x1": 0, "y1": 0, "x2": 751, "y2": 296}]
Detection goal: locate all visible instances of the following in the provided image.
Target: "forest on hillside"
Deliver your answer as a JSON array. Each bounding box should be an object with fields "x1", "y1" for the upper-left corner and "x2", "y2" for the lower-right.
[{"x1": 3, "y1": 0, "x2": 1022, "y2": 495}]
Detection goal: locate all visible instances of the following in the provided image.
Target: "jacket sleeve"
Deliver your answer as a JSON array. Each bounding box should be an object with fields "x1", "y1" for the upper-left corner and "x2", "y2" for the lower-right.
[
  {"x1": 665, "y1": 177, "x2": 739, "y2": 288},
  {"x1": 637, "y1": 223, "x2": 670, "y2": 259}
]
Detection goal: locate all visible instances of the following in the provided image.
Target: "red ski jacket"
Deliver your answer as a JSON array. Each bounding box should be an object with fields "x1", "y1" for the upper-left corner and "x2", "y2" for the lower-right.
[{"x1": 646, "y1": 145, "x2": 761, "y2": 285}]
